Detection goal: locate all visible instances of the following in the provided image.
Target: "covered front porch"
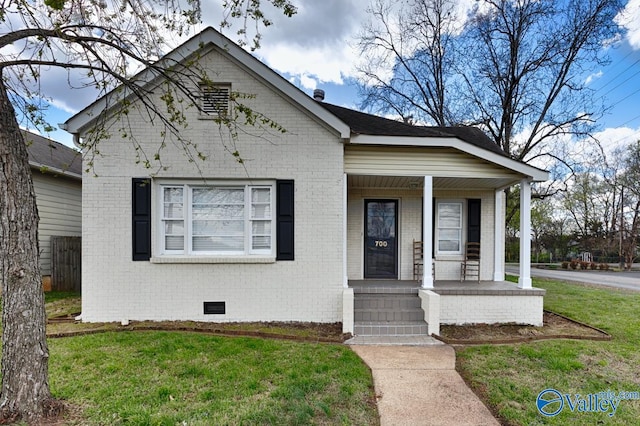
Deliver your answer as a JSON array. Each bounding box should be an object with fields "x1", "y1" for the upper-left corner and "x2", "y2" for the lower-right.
[
  {"x1": 338, "y1": 132, "x2": 549, "y2": 335},
  {"x1": 343, "y1": 173, "x2": 538, "y2": 282}
]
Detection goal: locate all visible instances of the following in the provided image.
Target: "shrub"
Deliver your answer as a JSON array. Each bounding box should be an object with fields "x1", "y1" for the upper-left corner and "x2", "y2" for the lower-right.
[
  {"x1": 590, "y1": 262, "x2": 598, "y2": 270},
  {"x1": 569, "y1": 260, "x2": 578, "y2": 270},
  {"x1": 580, "y1": 261, "x2": 590, "y2": 270},
  {"x1": 561, "y1": 261, "x2": 569, "y2": 269}
]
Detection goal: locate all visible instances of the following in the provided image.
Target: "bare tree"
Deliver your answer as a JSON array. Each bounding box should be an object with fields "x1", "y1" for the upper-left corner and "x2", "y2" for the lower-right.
[
  {"x1": 618, "y1": 141, "x2": 640, "y2": 269},
  {"x1": 356, "y1": 0, "x2": 623, "y2": 186},
  {"x1": 356, "y1": 0, "x2": 462, "y2": 125},
  {"x1": 561, "y1": 171, "x2": 613, "y2": 250},
  {"x1": 463, "y1": 0, "x2": 621, "y2": 184},
  {"x1": 0, "y1": 0, "x2": 294, "y2": 422}
]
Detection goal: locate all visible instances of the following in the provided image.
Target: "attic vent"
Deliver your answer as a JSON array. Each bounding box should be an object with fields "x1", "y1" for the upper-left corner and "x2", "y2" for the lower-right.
[
  {"x1": 201, "y1": 84, "x2": 230, "y2": 116},
  {"x1": 203, "y1": 301, "x2": 226, "y2": 315}
]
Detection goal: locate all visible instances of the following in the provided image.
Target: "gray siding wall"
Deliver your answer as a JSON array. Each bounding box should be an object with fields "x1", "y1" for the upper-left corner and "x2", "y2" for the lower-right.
[{"x1": 32, "y1": 172, "x2": 82, "y2": 275}]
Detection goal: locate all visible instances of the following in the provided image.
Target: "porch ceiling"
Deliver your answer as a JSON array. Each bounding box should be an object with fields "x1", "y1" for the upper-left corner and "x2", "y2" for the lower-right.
[{"x1": 348, "y1": 175, "x2": 518, "y2": 191}]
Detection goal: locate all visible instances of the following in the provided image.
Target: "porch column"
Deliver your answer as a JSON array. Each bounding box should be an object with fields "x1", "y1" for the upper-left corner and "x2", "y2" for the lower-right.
[
  {"x1": 343, "y1": 173, "x2": 348, "y2": 289},
  {"x1": 518, "y1": 179, "x2": 532, "y2": 289},
  {"x1": 422, "y1": 175, "x2": 434, "y2": 288},
  {"x1": 494, "y1": 189, "x2": 505, "y2": 281}
]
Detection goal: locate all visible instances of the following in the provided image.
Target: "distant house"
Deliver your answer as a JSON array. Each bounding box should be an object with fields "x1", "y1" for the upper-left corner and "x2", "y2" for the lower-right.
[
  {"x1": 24, "y1": 131, "x2": 82, "y2": 290},
  {"x1": 63, "y1": 28, "x2": 547, "y2": 334}
]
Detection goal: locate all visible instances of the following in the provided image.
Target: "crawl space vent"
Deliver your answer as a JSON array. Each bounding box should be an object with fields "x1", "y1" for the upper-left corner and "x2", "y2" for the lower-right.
[{"x1": 203, "y1": 301, "x2": 226, "y2": 315}]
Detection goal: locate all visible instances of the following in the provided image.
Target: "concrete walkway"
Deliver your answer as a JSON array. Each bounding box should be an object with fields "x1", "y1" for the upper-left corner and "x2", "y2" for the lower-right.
[{"x1": 348, "y1": 337, "x2": 499, "y2": 426}]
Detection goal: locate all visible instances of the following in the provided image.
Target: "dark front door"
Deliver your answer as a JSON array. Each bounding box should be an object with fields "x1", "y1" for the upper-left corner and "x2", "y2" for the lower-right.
[{"x1": 364, "y1": 200, "x2": 398, "y2": 278}]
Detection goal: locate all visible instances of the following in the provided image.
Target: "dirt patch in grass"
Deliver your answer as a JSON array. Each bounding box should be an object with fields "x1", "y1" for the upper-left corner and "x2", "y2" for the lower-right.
[
  {"x1": 437, "y1": 310, "x2": 610, "y2": 345},
  {"x1": 47, "y1": 318, "x2": 349, "y2": 343},
  {"x1": 45, "y1": 296, "x2": 349, "y2": 343}
]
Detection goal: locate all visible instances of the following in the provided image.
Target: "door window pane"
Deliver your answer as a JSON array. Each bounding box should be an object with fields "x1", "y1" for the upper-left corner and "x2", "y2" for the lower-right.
[{"x1": 365, "y1": 201, "x2": 398, "y2": 278}]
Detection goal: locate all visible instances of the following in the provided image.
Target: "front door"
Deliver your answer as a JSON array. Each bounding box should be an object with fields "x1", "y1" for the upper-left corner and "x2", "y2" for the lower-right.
[{"x1": 364, "y1": 200, "x2": 398, "y2": 278}]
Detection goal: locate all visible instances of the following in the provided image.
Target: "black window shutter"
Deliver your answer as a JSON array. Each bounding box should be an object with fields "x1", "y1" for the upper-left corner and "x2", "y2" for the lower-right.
[
  {"x1": 467, "y1": 198, "x2": 481, "y2": 244},
  {"x1": 276, "y1": 180, "x2": 294, "y2": 260},
  {"x1": 132, "y1": 178, "x2": 152, "y2": 261}
]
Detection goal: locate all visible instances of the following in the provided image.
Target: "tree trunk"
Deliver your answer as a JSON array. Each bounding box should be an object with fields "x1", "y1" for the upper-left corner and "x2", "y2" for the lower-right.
[{"x1": 0, "y1": 77, "x2": 53, "y2": 422}]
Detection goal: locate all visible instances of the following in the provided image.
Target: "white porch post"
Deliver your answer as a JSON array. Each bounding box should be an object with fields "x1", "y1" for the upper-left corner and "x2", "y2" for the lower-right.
[
  {"x1": 518, "y1": 179, "x2": 533, "y2": 289},
  {"x1": 343, "y1": 173, "x2": 348, "y2": 289},
  {"x1": 422, "y1": 176, "x2": 434, "y2": 288},
  {"x1": 342, "y1": 173, "x2": 354, "y2": 334},
  {"x1": 494, "y1": 189, "x2": 505, "y2": 281}
]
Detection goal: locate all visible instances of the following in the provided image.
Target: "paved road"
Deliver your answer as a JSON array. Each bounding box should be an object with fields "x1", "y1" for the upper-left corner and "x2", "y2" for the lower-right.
[{"x1": 506, "y1": 265, "x2": 640, "y2": 292}]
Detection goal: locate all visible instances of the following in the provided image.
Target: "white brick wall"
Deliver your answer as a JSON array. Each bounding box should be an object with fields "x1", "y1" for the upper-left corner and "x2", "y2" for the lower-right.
[
  {"x1": 81, "y1": 48, "x2": 345, "y2": 323},
  {"x1": 440, "y1": 295, "x2": 544, "y2": 326}
]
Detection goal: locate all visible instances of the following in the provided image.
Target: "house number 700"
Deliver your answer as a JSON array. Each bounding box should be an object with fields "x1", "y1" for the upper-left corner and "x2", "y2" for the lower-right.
[{"x1": 375, "y1": 240, "x2": 388, "y2": 247}]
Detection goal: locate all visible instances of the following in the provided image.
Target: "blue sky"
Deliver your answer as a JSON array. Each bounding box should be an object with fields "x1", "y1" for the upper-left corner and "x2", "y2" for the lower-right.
[{"x1": 25, "y1": 0, "x2": 640, "y2": 155}]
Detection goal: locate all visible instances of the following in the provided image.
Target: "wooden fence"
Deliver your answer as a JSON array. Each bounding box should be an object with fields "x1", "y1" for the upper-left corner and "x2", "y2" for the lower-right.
[{"x1": 51, "y1": 236, "x2": 81, "y2": 292}]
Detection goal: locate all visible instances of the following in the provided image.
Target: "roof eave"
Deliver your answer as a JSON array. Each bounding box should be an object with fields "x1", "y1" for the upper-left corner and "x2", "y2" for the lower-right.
[
  {"x1": 349, "y1": 134, "x2": 549, "y2": 182},
  {"x1": 29, "y1": 161, "x2": 82, "y2": 180}
]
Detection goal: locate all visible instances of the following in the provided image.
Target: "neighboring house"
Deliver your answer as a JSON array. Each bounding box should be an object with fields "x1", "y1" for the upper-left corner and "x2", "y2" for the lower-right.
[
  {"x1": 24, "y1": 131, "x2": 82, "y2": 290},
  {"x1": 63, "y1": 28, "x2": 548, "y2": 335}
]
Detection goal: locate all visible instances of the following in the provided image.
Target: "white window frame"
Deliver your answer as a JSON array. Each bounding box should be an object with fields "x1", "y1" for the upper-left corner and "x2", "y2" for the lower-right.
[
  {"x1": 436, "y1": 200, "x2": 464, "y2": 255},
  {"x1": 158, "y1": 181, "x2": 275, "y2": 257}
]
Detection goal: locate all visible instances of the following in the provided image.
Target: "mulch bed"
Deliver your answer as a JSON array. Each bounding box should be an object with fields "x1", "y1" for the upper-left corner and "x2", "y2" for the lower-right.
[
  {"x1": 436, "y1": 310, "x2": 610, "y2": 345},
  {"x1": 48, "y1": 311, "x2": 610, "y2": 345},
  {"x1": 47, "y1": 317, "x2": 348, "y2": 343}
]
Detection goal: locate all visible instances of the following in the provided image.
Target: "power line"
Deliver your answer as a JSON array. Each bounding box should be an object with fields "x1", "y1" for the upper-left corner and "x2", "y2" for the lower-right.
[
  {"x1": 591, "y1": 50, "x2": 639, "y2": 94},
  {"x1": 596, "y1": 64, "x2": 640, "y2": 95}
]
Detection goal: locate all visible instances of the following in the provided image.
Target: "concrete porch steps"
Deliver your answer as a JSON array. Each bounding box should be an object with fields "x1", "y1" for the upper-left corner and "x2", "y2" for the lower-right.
[
  {"x1": 353, "y1": 288, "x2": 428, "y2": 336},
  {"x1": 354, "y1": 321, "x2": 428, "y2": 336}
]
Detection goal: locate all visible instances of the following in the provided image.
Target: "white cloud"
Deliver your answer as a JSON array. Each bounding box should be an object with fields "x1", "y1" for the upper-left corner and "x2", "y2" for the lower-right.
[
  {"x1": 585, "y1": 70, "x2": 604, "y2": 85},
  {"x1": 593, "y1": 126, "x2": 640, "y2": 156},
  {"x1": 299, "y1": 74, "x2": 317, "y2": 90},
  {"x1": 616, "y1": 0, "x2": 640, "y2": 49},
  {"x1": 255, "y1": 42, "x2": 356, "y2": 85},
  {"x1": 252, "y1": 1, "x2": 366, "y2": 84}
]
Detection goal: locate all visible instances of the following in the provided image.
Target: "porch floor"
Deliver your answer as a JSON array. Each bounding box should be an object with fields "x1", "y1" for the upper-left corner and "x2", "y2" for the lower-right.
[{"x1": 348, "y1": 280, "x2": 546, "y2": 296}]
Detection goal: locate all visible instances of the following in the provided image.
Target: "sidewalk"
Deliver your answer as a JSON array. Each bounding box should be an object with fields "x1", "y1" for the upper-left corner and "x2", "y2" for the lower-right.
[{"x1": 348, "y1": 338, "x2": 499, "y2": 426}]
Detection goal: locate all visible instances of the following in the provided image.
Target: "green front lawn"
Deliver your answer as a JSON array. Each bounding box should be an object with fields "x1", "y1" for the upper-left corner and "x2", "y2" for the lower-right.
[
  {"x1": 49, "y1": 331, "x2": 378, "y2": 425},
  {"x1": 456, "y1": 279, "x2": 640, "y2": 425}
]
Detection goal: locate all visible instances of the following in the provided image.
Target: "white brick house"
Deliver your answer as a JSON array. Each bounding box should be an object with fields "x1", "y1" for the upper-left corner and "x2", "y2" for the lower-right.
[{"x1": 63, "y1": 28, "x2": 548, "y2": 335}]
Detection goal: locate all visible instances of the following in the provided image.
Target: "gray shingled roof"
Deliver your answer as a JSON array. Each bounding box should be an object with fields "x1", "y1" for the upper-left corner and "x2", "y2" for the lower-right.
[
  {"x1": 319, "y1": 102, "x2": 508, "y2": 157},
  {"x1": 22, "y1": 131, "x2": 82, "y2": 178}
]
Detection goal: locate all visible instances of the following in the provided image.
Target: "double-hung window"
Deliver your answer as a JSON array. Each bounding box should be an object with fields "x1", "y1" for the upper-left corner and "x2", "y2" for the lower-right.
[
  {"x1": 436, "y1": 201, "x2": 463, "y2": 255},
  {"x1": 160, "y1": 183, "x2": 274, "y2": 256}
]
